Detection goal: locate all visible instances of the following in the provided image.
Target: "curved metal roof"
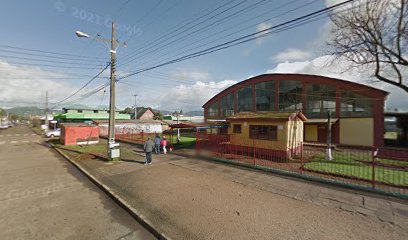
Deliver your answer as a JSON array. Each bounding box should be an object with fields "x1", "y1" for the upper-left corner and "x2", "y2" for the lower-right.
[{"x1": 203, "y1": 73, "x2": 389, "y2": 108}]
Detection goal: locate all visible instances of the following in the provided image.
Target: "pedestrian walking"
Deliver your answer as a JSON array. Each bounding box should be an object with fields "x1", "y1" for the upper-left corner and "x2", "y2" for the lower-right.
[
  {"x1": 144, "y1": 137, "x2": 155, "y2": 165},
  {"x1": 154, "y1": 134, "x2": 161, "y2": 154},
  {"x1": 161, "y1": 136, "x2": 168, "y2": 154}
]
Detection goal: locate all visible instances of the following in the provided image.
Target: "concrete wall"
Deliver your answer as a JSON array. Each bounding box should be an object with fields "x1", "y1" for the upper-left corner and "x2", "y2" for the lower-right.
[
  {"x1": 99, "y1": 122, "x2": 163, "y2": 136},
  {"x1": 340, "y1": 118, "x2": 374, "y2": 146},
  {"x1": 61, "y1": 126, "x2": 99, "y2": 146},
  {"x1": 304, "y1": 124, "x2": 318, "y2": 142}
]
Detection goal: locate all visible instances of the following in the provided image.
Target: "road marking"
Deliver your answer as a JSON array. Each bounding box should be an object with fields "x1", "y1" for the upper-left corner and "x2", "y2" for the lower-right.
[
  {"x1": 6, "y1": 134, "x2": 11, "y2": 136},
  {"x1": 31, "y1": 134, "x2": 36, "y2": 136},
  {"x1": 0, "y1": 141, "x2": 5, "y2": 145},
  {"x1": 23, "y1": 134, "x2": 29, "y2": 136},
  {"x1": 10, "y1": 141, "x2": 18, "y2": 144},
  {"x1": 15, "y1": 134, "x2": 20, "y2": 136},
  {"x1": 21, "y1": 140, "x2": 29, "y2": 143},
  {"x1": 0, "y1": 135, "x2": 3, "y2": 137}
]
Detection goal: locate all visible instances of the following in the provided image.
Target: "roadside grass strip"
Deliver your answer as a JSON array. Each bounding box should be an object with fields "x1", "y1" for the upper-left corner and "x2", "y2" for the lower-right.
[{"x1": 303, "y1": 150, "x2": 408, "y2": 187}]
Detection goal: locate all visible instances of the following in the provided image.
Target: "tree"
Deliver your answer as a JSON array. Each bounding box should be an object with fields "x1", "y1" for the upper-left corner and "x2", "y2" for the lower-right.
[
  {"x1": 329, "y1": 0, "x2": 408, "y2": 93},
  {"x1": 120, "y1": 107, "x2": 133, "y2": 114},
  {"x1": 153, "y1": 111, "x2": 163, "y2": 120},
  {"x1": 0, "y1": 108, "x2": 5, "y2": 117}
]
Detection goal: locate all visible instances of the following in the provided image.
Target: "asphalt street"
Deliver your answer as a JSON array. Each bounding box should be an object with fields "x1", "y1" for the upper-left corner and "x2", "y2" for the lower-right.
[{"x1": 0, "y1": 125, "x2": 156, "y2": 240}]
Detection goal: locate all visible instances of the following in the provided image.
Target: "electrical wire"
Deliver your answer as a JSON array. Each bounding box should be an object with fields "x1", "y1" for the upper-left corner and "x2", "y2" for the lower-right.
[{"x1": 118, "y1": 0, "x2": 356, "y2": 80}]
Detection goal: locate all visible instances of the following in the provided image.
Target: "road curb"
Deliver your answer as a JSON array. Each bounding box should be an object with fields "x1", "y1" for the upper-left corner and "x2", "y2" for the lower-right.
[{"x1": 50, "y1": 144, "x2": 170, "y2": 240}]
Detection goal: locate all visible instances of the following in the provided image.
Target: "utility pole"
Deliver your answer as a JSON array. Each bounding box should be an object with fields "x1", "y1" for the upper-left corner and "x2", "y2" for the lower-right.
[
  {"x1": 133, "y1": 94, "x2": 138, "y2": 120},
  {"x1": 45, "y1": 90, "x2": 49, "y2": 114},
  {"x1": 176, "y1": 110, "x2": 181, "y2": 144},
  {"x1": 325, "y1": 111, "x2": 333, "y2": 160},
  {"x1": 75, "y1": 21, "x2": 126, "y2": 160},
  {"x1": 107, "y1": 21, "x2": 120, "y2": 160}
]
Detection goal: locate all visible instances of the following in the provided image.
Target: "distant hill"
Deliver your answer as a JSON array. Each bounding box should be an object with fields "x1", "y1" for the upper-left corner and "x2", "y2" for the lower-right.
[
  {"x1": 6, "y1": 107, "x2": 46, "y2": 116},
  {"x1": 153, "y1": 110, "x2": 203, "y2": 116},
  {"x1": 184, "y1": 110, "x2": 204, "y2": 116}
]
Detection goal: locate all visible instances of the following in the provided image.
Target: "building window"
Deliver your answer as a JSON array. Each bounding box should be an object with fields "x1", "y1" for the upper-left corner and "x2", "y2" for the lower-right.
[
  {"x1": 237, "y1": 86, "x2": 252, "y2": 112},
  {"x1": 306, "y1": 84, "x2": 336, "y2": 118},
  {"x1": 256, "y1": 81, "x2": 276, "y2": 111},
  {"x1": 207, "y1": 101, "x2": 219, "y2": 119},
  {"x1": 249, "y1": 125, "x2": 277, "y2": 141},
  {"x1": 93, "y1": 110, "x2": 99, "y2": 113},
  {"x1": 279, "y1": 80, "x2": 303, "y2": 111},
  {"x1": 220, "y1": 93, "x2": 234, "y2": 118},
  {"x1": 340, "y1": 91, "x2": 373, "y2": 117},
  {"x1": 233, "y1": 124, "x2": 242, "y2": 133},
  {"x1": 77, "y1": 110, "x2": 83, "y2": 113}
]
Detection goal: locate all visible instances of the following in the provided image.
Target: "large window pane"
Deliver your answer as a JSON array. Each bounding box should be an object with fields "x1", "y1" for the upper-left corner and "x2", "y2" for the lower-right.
[
  {"x1": 237, "y1": 86, "x2": 252, "y2": 112},
  {"x1": 340, "y1": 91, "x2": 373, "y2": 117},
  {"x1": 207, "y1": 101, "x2": 218, "y2": 119},
  {"x1": 279, "y1": 80, "x2": 303, "y2": 111},
  {"x1": 220, "y1": 93, "x2": 234, "y2": 118},
  {"x1": 256, "y1": 81, "x2": 276, "y2": 111},
  {"x1": 249, "y1": 125, "x2": 277, "y2": 140},
  {"x1": 306, "y1": 84, "x2": 336, "y2": 118}
]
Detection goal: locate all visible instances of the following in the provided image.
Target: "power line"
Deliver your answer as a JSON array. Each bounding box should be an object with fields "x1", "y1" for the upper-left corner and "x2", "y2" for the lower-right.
[
  {"x1": 118, "y1": 0, "x2": 356, "y2": 80},
  {"x1": 119, "y1": 0, "x2": 252, "y2": 66},
  {"x1": 0, "y1": 54, "x2": 106, "y2": 66},
  {"x1": 53, "y1": 63, "x2": 110, "y2": 105},
  {"x1": 123, "y1": 0, "x2": 314, "y2": 70},
  {"x1": 0, "y1": 44, "x2": 106, "y2": 60},
  {"x1": 119, "y1": 0, "x2": 238, "y2": 61}
]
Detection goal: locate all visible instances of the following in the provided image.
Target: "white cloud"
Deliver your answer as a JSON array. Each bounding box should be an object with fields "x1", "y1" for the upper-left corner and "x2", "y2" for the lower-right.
[
  {"x1": 267, "y1": 55, "x2": 408, "y2": 110},
  {"x1": 272, "y1": 48, "x2": 313, "y2": 62},
  {"x1": 256, "y1": 22, "x2": 272, "y2": 45},
  {"x1": 158, "y1": 80, "x2": 237, "y2": 111},
  {"x1": 171, "y1": 70, "x2": 209, "y2": 81},
  {"x1": 0, "y1": 60, "x2": 76, "y2": 108}
]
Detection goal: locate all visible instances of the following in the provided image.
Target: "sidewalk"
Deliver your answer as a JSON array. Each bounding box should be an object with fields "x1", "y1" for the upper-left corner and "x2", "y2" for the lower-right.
[{"x1": 55, "y1": 141, "x2": 408, "y2": 240}]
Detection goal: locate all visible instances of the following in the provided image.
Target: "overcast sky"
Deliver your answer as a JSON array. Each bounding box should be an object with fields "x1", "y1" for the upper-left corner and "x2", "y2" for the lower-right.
[{"x1": 0, "y1": 0, "x2": 406, "y2": 112}]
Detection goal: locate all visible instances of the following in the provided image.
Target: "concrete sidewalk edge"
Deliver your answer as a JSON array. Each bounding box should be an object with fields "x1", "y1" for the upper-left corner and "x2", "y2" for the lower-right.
[{"x1": 50, "y1": 143, "x2": 170, "y2": 240}]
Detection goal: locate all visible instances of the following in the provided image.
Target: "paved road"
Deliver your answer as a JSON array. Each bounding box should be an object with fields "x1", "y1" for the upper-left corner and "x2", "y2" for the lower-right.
[{"x1": 0, "y1": 125, "x2": 156, "y2": 240}]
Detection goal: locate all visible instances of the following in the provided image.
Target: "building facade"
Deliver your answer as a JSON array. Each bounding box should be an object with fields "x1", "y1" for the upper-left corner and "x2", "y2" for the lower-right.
[
  {"x1": 55, "y1": 107, "x2": 131, "y2": 122},
  {"x1": 202, "y1": 74, "x2": 388, "y2": 147}
]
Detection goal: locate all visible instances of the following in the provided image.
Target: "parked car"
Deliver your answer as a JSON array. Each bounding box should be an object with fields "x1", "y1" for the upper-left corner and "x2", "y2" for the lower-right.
[{"x1": 45, "y1": 128, "x2": 61, "y2": 138}]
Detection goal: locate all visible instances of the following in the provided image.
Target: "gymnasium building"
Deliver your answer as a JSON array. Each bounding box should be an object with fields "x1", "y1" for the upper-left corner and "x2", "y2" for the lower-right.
[{"x1": 202, "y1": 74, "x2": 388, "y2": 147}]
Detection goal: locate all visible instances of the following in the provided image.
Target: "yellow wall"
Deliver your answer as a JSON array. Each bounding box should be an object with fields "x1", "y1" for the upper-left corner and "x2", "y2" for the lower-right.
[
  {"x1": 287, "y1": 120, "x2": 303, "y2": 150},
  {"x1": 228, "y1": 120, "x2": 303, "y2": 151},
  {"x1": 340, "y1": 118, "x2": 374, "y2": 146},
  {"x1": 304, "y1": 125, "x2": 318, "y2": 142}
]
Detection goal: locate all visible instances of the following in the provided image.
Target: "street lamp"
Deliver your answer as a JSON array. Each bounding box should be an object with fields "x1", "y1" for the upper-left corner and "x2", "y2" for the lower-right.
[{"x1": 75, "y1": 22, "x2": 126, "y2": 160}]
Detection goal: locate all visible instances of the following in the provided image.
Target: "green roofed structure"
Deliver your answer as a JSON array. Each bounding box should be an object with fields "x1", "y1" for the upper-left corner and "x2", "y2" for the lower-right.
[{"x1": 54, "y1": 107, "x2": 131, "y2": 122}]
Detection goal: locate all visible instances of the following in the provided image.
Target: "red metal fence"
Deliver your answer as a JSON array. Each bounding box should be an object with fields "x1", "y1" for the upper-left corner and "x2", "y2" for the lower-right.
[
  {"x1": 196, "y1": 132, "x2": 408, "y2": 197},
  {"x1": 103, "y1": 131, "x2": 407, "y2": 197}
]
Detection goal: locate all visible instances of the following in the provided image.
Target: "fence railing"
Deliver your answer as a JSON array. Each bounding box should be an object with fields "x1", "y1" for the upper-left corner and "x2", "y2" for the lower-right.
[
  {"x1": 102, "y1": 131, "x2": 407, "y2": 197},
  {"x1": 195, "y1": 133, "x2": 408, "y2": 197}
]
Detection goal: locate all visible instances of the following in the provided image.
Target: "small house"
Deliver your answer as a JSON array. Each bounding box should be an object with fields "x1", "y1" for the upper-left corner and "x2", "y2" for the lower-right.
[
  {"x1": 227, "y1": 112, "x2": 307, "y2": 159},
  {"x1": 60, "y1": 123, "x2": 99, "y2": 146}
]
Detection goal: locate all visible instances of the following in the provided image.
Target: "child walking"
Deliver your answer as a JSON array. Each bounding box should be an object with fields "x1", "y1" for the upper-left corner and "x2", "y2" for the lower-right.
[{"x1": 161, "y1": 136, "x2": 168, "y2": 154}]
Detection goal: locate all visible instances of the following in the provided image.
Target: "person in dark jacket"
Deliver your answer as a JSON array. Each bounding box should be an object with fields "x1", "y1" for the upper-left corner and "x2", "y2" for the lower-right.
[
  {"x1": 154, "y1": 134, "x2": 161, "y2": 154},
  {"x1": 144, "y1": 137, "x2": 155, "y2": 165}
]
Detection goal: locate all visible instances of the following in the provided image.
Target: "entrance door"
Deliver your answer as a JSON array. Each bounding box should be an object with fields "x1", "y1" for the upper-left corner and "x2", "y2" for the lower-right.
[{"x1": 317, "y1": 124, "x2": 336, "y2": 143}]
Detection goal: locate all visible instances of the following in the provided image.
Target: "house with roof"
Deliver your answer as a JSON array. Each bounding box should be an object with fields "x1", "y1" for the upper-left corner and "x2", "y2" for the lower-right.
[
  {"x1": 54, "y1": 107, "x2": 131, "y2": 122},
  {"x1": 227, "y1": 111, "x2": 307, "y2": 159}
]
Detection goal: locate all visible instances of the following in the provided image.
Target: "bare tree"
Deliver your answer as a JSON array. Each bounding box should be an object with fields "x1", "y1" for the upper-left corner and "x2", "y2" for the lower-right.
[{"x1": 329, "y1": 0, "x2": 408, "y2": 92}]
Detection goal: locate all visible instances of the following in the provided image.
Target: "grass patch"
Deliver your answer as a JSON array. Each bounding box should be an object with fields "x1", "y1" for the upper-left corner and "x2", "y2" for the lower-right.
[
  {"x1": 303, "y1": 151, "x2": 408, "y2": 186},
  {"x1": 163, "y1": 135, "x2": 196, "y2": 148},
  {"x1": 50, "y1": 139, "x2": 139, "y2": 162}
]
